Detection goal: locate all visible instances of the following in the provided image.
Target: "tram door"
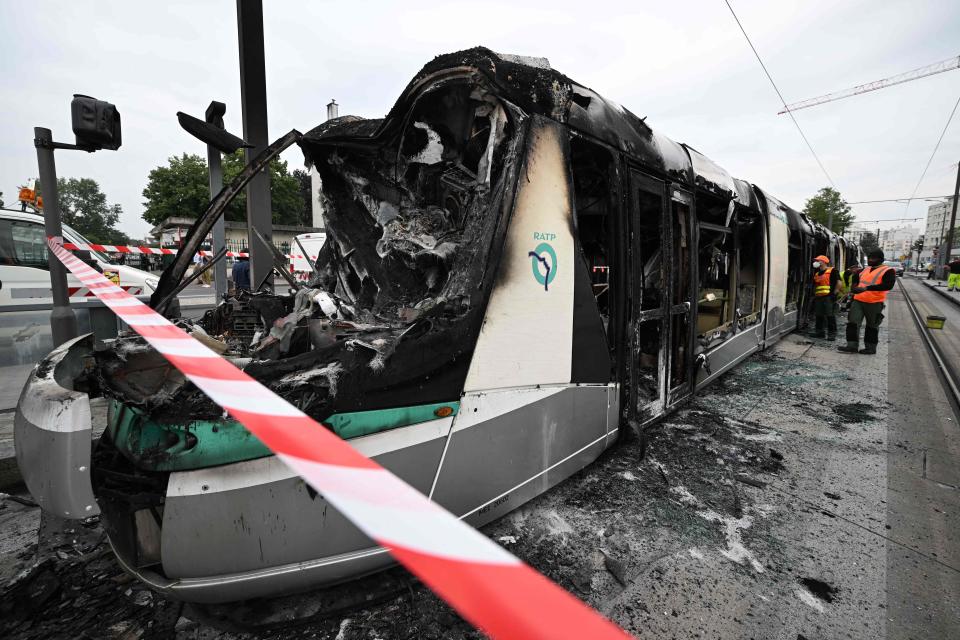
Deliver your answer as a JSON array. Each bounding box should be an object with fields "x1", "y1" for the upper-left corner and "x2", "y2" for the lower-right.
[
  {"x1": 667, "y1": 188, "x2": 694, "y2": 406},
  {"x1": 628, "y1": 171, "x2": 694, "y2": 421}
]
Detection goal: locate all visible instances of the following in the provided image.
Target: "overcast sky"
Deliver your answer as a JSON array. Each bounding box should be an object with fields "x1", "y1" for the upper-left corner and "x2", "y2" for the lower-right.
[{"x1": 1, "y1": 0, "x2": 958, "y2": 239}]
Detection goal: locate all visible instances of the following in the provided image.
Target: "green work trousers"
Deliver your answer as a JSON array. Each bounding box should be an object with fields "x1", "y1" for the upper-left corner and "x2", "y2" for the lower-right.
[
  {"x1": 845, "y1": 300, "x2": 885, "y2": 347},
  {"x1": 948, "y1": 273, "x2": 960, "y2": 291},
  {"x1": 812, "y1": 296, "x2": 837, "y2": 336}
]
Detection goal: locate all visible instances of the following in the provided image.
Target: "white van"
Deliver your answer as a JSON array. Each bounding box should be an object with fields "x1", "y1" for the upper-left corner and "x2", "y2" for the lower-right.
[
  {"x1": 0, "y1": 208, "x2": 159, "y2": 309},
  {"x1": 290, "y1": 231, "x2": 326, "y2": 280}
]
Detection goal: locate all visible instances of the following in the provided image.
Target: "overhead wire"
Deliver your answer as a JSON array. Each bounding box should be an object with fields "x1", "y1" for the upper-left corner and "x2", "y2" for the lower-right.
[
  {"x1": 902, "y1": 94, "x2": 960, "y2": 213},
  {"x1": 723, "y1": 0, "x2": 838, "y2": 189},
  {"x1": 847, "y1": 195, "x2": 953, "y2": 204}
]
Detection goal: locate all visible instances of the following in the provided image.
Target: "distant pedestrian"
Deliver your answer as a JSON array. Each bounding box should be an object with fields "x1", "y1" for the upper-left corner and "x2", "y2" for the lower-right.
[
  {"x1": 948, "y1": 256, "x2": 960, "y2": 291},
  {"x1": 231, "y1": 248, "x2": 251, "y2": 293},
  {"x1": 809, "y1": 255, "x2": 840, "y2": 340},
  {"x1": 838, "y1": 248, "x2": 896, "y2": 355},
  {"x1": 199, "y1": 254, "x2": 212, "y2": 287},
  {"x1": 927, "y1": 261, "x2": 936, "y2": 280}
]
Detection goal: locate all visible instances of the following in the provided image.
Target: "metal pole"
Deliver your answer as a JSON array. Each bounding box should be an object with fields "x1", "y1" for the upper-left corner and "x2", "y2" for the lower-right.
[
  {"x1": 237, "y1": 0, "x2": 272, "y2": 291},
  {"x1": 207, "y1": 145, "x2": 227, "y2": 298},
  {"x1": 941, "y1": 161, "x2": 960, "y2": 278},
  {"x1": 34, "y1": 127, "x2": 78, "y2": 346}
]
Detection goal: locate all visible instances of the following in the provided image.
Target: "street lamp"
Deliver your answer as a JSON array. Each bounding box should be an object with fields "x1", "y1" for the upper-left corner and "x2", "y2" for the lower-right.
[{"x1": 34, "y1": 95, "x2": 121, "y2": 347}]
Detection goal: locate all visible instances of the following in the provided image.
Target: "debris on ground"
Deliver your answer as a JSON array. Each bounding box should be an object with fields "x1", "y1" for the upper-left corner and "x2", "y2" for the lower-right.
[{"x1": 1, "y1": 336, "x2": 891, "y2": 638}]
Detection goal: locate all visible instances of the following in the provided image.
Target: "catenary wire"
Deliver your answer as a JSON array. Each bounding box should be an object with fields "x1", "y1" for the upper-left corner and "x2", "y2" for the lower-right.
[
  {"x1": 903, "y1": 94, "x2": 960, "y2": 212},
  {"x1": 848, "y1": 195, "x2": 953, "y2": 204},
  {"x1": 723, "y1": 0, "x2": 838, "y2": 189}
]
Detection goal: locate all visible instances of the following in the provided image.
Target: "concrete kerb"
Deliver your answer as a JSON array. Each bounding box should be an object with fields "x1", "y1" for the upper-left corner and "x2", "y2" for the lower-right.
[{"x1": 921, "y1": 279, "x2": 960, "y2": 310}]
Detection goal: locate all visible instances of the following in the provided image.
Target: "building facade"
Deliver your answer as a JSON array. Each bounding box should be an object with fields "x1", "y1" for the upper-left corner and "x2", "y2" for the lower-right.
[
  {"x1": 879, "y1": 225, "x2": 919, "y2": 262},
  {"x1": 921, "y1": 197, "x2": 957, "y2": 261}
]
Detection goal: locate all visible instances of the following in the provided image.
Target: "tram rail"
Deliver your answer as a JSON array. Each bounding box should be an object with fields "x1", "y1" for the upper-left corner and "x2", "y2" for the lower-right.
[{"x1": 897, "y1": 278, "x2": 960, "y2": 416}]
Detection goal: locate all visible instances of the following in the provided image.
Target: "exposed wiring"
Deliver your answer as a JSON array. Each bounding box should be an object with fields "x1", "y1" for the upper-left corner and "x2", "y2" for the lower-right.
[{"x1": 723, "y1": 0, "x2": 838, "y2": 189}]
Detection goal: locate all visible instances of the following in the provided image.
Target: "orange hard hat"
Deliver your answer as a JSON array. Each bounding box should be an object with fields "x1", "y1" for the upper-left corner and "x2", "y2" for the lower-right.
[{"x1": 815, "y1": 255, "x2": 830, "y2": 264}]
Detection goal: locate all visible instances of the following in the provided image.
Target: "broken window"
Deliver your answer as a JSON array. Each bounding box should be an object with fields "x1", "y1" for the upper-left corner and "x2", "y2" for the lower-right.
[
  {"x1": 571, "y1": 137, "x2": 617, "y2": 344},
  {"x1": 786, "y1": 228, "x2": 803, "y2": 311},
  {"x1": 632, "y1": 174, "x2": 665, "y2": 405},
  {"x1": 735, "y1": 211, "x2": 764, "y2": 329},
  {"x1": 670, "y1": 197, "x2": 691, "y2": 389},
  {"x1": 696, "y1": 194, "x2": 735, "y2": 347}
]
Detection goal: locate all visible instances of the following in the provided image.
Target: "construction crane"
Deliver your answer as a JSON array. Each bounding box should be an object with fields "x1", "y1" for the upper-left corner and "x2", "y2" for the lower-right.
[{"x1": 779, "y1": 54, "x2": 960, "y2": 114}]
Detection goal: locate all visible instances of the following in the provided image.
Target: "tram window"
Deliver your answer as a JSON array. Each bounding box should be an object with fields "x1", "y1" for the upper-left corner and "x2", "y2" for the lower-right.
[
  {"x1": 671, "y1": 200, "x2": 690, "y2": 306},
  {"x1": 786, "y1": 231, "x2": 803, "y2": 309},
  {"x1": 636, "y1": 191, "x2": 663, "y2": 312},
  {"x1": 571, "y1": 138, "x2": 616, "y2": 332},
  {"x1": 636, "y1": 319, "x2": 660, "y2": 404},
  {"x1": 696, "y1": 196, "x2": 735, "y2": 343},
  {"x1": 736, "y1": 213, "x2": 763, "y2": 328},
  {"x1": 670, "y1": 313, "x2": 689, "y2": 388}
]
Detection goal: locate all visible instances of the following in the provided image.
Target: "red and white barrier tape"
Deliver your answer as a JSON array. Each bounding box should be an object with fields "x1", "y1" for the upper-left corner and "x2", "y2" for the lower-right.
[
  {"x1": 62, "y1": 241, "x2": 248, "y2": 258},
  {"x1": 68, "y1": 285, "x2": 143, "y2": 298},
  {"x1": 46, "y1": 237, "x2": 631, "y2": 640},
  {"x1": 62, "y1": 241, "x2": 318, "y2": 263}
]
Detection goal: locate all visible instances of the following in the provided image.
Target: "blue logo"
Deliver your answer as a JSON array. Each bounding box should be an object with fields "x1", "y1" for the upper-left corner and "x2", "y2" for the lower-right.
[{"x1": 528, "y1": 242, "x2": 557, "y2": 291}]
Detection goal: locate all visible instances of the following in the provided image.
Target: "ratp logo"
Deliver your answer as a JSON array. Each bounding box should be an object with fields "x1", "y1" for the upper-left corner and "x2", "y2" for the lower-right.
[{"x1": 528, "y1": 239, "x2": 558, "y2": 291}]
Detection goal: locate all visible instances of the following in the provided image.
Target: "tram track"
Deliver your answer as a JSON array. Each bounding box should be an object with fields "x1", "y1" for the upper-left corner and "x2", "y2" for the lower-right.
[{"x1": 897, "y1": 278, "x2": 960, "y2": 417}]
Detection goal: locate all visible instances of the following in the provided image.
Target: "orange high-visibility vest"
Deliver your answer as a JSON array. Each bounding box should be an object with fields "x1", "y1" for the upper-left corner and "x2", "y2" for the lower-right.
[
  {"x1": 813, "y1": 267, "x2": 833, "y2": 297},
  {"x1": 854, "y1": 265, "x2": 892, "y2": 304}
]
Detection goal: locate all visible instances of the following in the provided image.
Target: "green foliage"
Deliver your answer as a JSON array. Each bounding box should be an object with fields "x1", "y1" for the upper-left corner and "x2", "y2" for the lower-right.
[
  {"x1": 859, "y1": 231, "x2": 879, "y2": 253},
  {"x1": 293, "y1": 168, "x2": 313, "y2": 226},
  {"x1": 141, "y1": 154, "x2": 211, "y2": 227},
  {"x1": 142, "y1": 151, "x2": 306, "y2": 227},
  {"x1": 802, "y1": 187, "x2": 854, "y2": 234},
  {"x1": 56, "y1": 177, "x2": 129, "y2": 245}
]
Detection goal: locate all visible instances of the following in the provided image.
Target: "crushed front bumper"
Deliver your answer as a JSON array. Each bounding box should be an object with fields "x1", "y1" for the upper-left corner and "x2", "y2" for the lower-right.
[{"x1": 15, "y1": 334, "x2": 99, "y2": 519}]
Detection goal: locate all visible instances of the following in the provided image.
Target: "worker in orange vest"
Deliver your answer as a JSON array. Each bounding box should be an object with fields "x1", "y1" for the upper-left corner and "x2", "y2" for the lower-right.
[
  {"x1": 838, "y1": 248, "x2": 896, "y2": 355},
  {"x1": 809, "y1": 254, "x2": 840, "y2": 339}
]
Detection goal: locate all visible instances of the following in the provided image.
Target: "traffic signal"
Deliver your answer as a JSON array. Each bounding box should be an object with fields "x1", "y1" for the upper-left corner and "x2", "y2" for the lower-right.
[{"x1": 71, "y1": 95, "x2": 122, "y2": 150}]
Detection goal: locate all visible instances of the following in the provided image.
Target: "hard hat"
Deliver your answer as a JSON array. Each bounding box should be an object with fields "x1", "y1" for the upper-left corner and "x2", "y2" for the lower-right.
[{"x1": 815, "y1": 255, "x2": 830, "y2": 264}]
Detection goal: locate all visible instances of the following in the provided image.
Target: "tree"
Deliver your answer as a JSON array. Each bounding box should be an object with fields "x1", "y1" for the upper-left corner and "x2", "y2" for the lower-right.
[
  {"x1": 142, "y1": 151, "x2": 305, "y2": 227},
  {"x1": 141, "y1": 154, "x2": 211, "y2": 227},
  {"x1": 859, "y1": 231, "x2": 879, "y2": 253},
  {"x1": 802, "y1": 187, "x2": 854, "y2": 234},
  {"x1": 293, "y1": 168, "x2": 314, "y2": 226},
  {"x1": 56, "y1": 177, "x2": 130, "y2": 245}
]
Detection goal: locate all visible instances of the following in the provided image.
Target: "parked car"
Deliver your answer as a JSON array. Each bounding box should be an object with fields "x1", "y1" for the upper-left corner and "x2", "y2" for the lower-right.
[
  {"x1": 0, "y1": 208, "x2": 159, "y2": 309},
  {"x1": 882, "y1": 260, "x2": 905, "y2": 276}
]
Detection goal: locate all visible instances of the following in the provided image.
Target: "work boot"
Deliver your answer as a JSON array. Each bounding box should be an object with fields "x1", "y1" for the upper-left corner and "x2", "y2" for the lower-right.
[
  {"x1": 838, "y1": 343, "x2": 859, "y2": 353},
  {"x1": 810, "y1": 332, "x2": 826, "y2": 339},
  {"x1": 859, "y1": 344, "x2": 877, "y2": 355}
]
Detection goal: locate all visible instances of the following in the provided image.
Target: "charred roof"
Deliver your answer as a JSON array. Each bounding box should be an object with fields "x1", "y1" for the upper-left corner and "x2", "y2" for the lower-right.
[{"x1": 301, "y1": 47, "x2": 803, "y2": 217}]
